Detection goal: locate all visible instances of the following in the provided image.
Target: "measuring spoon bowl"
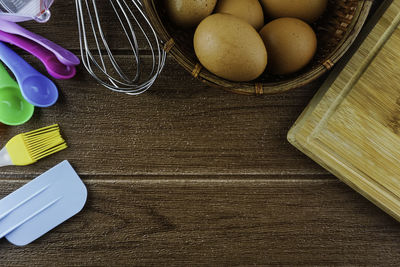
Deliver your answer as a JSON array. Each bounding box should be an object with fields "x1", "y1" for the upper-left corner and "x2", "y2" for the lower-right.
[
  {"x1": 0, "y1": 30, "x2": 76, "y2": 79},
  {"x1": 0, "y1": 19, "x2": 80, "y2": 66},
  {"x1": 0, "y1": 42, "x2": 58, "y2": 107},
  {"x1": 21, "y1": 76, "x2": 58, "y2": 106},
  {"x1": 0, "y1": 62, "x2": 34, "y2": 126}
]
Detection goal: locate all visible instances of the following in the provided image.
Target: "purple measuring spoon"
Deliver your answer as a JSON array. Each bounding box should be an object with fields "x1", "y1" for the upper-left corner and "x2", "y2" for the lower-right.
[
  {"x1": 0, "y1": 19, "x2": 80, "y2": 66},
  {"x1": 0, "y1": 30, "x2": 76, "y2": 79}
]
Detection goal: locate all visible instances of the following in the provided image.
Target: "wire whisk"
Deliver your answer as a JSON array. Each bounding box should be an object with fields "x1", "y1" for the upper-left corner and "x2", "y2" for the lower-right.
[{"x1": 75, "y1": 0, "x2": 166, "y2": 95}]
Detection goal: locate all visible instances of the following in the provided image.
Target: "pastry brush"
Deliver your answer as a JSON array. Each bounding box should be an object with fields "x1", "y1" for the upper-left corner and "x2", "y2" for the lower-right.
[{"x1": 0, "y1": 124, "x2": 67, "y2": 167}]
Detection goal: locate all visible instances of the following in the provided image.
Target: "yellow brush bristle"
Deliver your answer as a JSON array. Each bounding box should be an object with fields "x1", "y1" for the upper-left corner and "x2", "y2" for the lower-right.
[
  {"x1": 23, "y1": 125, "x2": 67, "y2": 161},
  {"x1": 6, "y1": 124, "x2": 68, "y2": 166}
]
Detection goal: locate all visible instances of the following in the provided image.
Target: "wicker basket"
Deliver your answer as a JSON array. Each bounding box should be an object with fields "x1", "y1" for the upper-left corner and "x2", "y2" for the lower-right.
[{"x1": 143, "y1": 0, "x2": 373, "y2": 95}]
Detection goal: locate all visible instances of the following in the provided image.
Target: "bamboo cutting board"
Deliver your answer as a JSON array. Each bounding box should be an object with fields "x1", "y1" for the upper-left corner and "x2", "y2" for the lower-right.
[{"x1": 288, "y1": 1, "x2": 400, "y2": 221}]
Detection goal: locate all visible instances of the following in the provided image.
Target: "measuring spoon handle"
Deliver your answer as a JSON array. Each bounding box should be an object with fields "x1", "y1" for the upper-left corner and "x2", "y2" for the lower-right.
[
  {"x1": 0, "y1": 42, "x2": 40, "y2": 82},
  {"x1": 0, "y1": 30, "x2": 55, "y2": 69},
  {"x1": 0, "y1": 61, "x2": 18, "y2": 89},
  {"x1": 0, "y1": 19, "x2": 80, "y2": 66}
]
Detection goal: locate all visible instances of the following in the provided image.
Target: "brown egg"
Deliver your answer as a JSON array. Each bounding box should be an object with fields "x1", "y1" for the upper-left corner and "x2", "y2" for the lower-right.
[
  {"x1": 165, "y1": 0, "x2": 217, "y2": 28},
  {"x1": 215, "y1": 0, "x2": 264, "y2": 30},
  {"x1": 194, "y1": 13, "x2": 268, "y2": 82},
  {"x1": 259, "y1": 18, "x2": 317, "y2": 75},
  {"x1": 260, "y1": 0, "x2": 328, "y2": 23}
]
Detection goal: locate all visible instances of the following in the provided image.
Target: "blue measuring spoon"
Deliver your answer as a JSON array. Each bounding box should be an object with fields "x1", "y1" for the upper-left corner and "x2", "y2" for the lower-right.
[{"x1": 0, "y1": 42, "x2": 58, "y2": 107}]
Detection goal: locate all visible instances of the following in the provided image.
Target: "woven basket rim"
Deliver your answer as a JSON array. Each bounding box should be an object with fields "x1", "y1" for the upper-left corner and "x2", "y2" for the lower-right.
[{"x1": 143, "y1": 0, "x2": 373, "y2": 95}]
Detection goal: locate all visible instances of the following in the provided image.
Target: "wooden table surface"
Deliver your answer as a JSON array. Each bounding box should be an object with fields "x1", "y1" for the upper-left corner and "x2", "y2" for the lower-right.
[{"x1": 1, "y1": 2, "x2": 399, "y2": 266}]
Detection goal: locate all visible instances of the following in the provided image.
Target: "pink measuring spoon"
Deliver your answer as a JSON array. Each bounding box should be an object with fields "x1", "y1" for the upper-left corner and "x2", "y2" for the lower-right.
[
  {"x1": 0, "y1": 30, "x2": 76, "y2": 79},
  {"x1": 0, "y1": 19, "x2": 80, "y2": 66}
]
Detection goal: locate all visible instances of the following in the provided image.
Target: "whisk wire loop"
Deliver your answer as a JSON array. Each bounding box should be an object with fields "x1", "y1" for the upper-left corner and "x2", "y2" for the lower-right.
[{"x1": 75, "y1": 0, "x2": 166, "y2": 95}]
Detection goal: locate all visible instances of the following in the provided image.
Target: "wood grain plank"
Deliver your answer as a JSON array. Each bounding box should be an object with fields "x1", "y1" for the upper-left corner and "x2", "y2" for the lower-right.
[
  {"x1": 0, "y1": 178, "x2": 399, "y2": 266},
  {"x1": 0, "y1": 1, "x2": 373, "y2": 179},
  {"x1": 1, "y1": 2, "x2": 396, "y2": 267},
  {"x1": 0, "y1": 55, "x2": 326, "y2": 177}
]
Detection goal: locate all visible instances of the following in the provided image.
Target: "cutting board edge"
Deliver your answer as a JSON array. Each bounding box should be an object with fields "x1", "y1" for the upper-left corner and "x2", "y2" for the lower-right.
[
  {"x1": 288, "y1": 136, "x2": 400, "y2": 221},
  {"x1": 287, "y1": 0, "x2": 400, "y2": 222}
]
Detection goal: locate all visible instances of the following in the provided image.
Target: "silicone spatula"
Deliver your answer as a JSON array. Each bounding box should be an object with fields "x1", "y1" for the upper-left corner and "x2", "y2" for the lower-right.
[{"x1": 0, "y1": 160, "x2": 87, "y2": 246}]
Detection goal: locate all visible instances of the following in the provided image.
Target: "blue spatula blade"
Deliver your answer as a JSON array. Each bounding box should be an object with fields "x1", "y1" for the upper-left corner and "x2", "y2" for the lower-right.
[{"x1": 0, "y1": 160, "x2": 87, "y2": 246}]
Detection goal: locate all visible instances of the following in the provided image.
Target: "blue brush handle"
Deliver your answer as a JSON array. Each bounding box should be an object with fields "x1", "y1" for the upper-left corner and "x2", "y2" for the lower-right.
[{"x1": 0, "y1": 42, "x2": 40, "y2": 83}]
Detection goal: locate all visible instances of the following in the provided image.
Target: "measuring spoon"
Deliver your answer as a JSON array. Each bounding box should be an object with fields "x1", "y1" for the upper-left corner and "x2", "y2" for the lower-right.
[
  {"x1": 0, "y1": 30, "x2": 76, "y2": 79},
  {"x1": 0, "y1": 19, "x2": 80, "y2": 66},
  {"x1": 0, "y1": 62, "x2": 34, "y2": 126},
  {"x1": 0, "y1": 42, "x2": 58, "y2": 107}
]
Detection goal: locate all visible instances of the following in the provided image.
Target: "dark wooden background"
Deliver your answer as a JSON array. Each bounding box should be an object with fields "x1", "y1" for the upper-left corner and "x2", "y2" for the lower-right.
[{"x1": 1, "y1": 2, "x2": 399, "y2": 266}]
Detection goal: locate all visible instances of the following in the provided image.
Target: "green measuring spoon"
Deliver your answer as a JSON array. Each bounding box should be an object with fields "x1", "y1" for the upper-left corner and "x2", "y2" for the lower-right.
[{"x1": 0, "y1": 62, "x2": 34, "y2": 126}]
